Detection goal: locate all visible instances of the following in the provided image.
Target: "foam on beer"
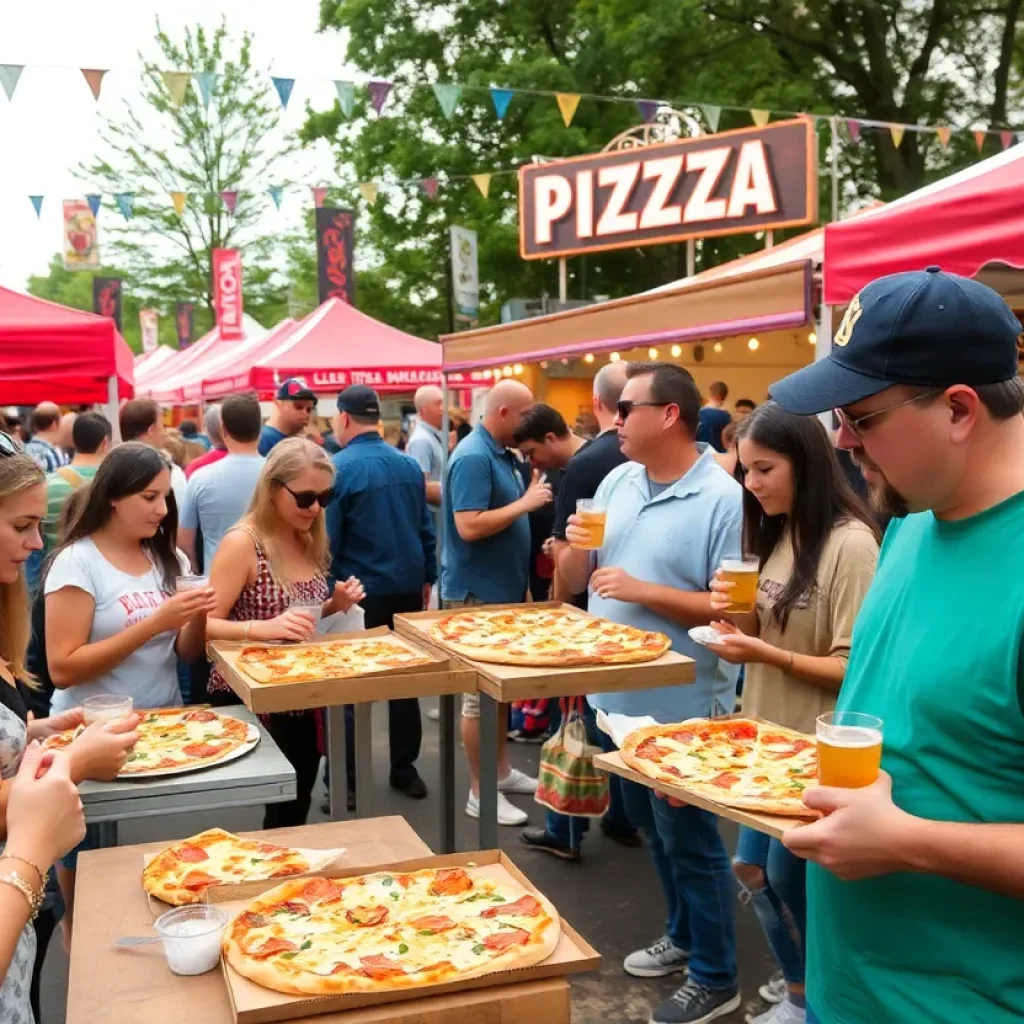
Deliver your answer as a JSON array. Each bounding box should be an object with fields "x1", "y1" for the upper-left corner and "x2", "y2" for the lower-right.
[{"x1": 823, "y1": 726, "x2": 883, "y2": 748}]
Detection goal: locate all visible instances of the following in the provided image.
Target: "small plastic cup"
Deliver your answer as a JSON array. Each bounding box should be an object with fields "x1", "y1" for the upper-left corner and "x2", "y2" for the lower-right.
[
  {"x1": 176, "y1": 574, "x2": 209, "y2": 593},
  {"x1": 290, "y1": 601, "x2": 323, "y2": 625},
  {"x1": 82, "y1": 694, "x2": 134, "y2": 725},
  {"x1": 154, "y1": 905, "x2": 228, "y2": 976}
]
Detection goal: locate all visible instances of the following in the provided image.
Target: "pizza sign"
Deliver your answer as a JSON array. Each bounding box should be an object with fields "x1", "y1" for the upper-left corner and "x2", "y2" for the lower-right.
[{"x1": 519, "y1": 118, "x2": 817, "y2": 260}]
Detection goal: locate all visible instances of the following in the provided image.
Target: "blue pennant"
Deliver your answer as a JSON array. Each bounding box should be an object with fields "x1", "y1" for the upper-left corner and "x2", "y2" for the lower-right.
[
  {"x1": 85, "y1": 193, "x2": 102, "y2": 216},
  {"x1": 195, "y1": 72, "x2": 217, "y2": 109},
  {"x1": 490, "y1": 87, "x2": 514, "y2": 120},
  {"x1": 267, "y1": 186, "x2": 284, "y2": 210},
  {"x1": 272, "y1": 77, "x2": 295, "y2": 109},
  {"x1": 114, "y1": 193, "x2": 134, "y2": 220},
  {"x1": 29, "y1": 195, "x2": 43, "y2": 218}
]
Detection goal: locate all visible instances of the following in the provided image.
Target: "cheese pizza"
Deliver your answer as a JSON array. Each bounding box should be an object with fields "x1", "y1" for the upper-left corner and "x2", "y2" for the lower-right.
[
  {"x1": 223, "y1": 866, "x2": 560, "y2": 996},
  {"x1": 427, "y1": 607, "x2": 670, "y2": 667},
  {"x1": 620, "y1": 717, "x2": 820, "y2": 817}
]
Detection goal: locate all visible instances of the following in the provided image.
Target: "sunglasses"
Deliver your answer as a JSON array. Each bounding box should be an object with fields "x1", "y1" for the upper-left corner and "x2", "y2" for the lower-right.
[
  {"x1": 616, "y1": 400, "x2": 670, "y2": 420},
  {"x1": 281, "y1": 483, "x2": 335, "y2": 510},
  {"x1": 0, "y1": 432, "x2": 21, "y2": 457}
]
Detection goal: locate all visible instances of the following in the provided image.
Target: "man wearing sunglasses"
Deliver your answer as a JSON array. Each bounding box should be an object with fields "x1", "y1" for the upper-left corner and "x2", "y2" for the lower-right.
[
  {"x1": 259, "y1": 378, "x2": 317, "y2": 457},
  {"x1": 769, "y1": 267, "x2": 1024, "y2": 1024}
]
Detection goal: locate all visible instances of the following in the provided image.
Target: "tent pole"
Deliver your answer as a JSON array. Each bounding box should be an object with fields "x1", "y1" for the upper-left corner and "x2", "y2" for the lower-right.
[
  {"x1": 830, "y1": 117, "x2": 839, "y2": 223},
  {"x1": 816, "y1": 304, "x2": 833, "y2": 431},
  {"x1": 104, "y1": 376, "x2": 122, "y2": 444},
  {"x1": 558, "y1": 259, "x2": 567, "y2": 303},
  {"x1": 437, "y1": 373, "x2": 456, "y2": 854}
]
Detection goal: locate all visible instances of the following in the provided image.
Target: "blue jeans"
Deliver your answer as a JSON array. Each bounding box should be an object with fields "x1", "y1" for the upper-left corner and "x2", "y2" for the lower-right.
[
  {"x1": 620, "y1": 771, "x2": 737, "y2": 989},
  {"x1": 734, "y1": 826, "x2": 806, "y2": 985}
]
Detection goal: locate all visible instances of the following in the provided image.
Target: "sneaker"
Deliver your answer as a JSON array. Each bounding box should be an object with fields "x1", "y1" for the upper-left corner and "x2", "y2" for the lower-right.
[
  {"x1": 520, "y1": 827, "x2": 580, "y2": 861},
  {"x1": 508, "y1": 729, "x2": 546, "y2": 744},
  {"x1": 427, "y1": 708, "x2": 440, "y2": 722},
  {"x1": 623, "y1": 935, "x2": 691, "y2": 978},
  {"x1": 650, "y1": 981, "x2": 741, "y2": 1024},
  {"x1": 465, "y1": 791, "x2": 528, "y2": 826},
  {"x1": 758, "y1": 972, "x2": 786, "y2": 1005},
  {"x1": 600, "y1": 819, "x2": 642, "y2": 848},
  {"x1": 389, "y1": 769, "x2": 428, "y2": 799},
  {"x1": 746, "y1": 1000, "x2": 806, "y2": 1024},
  {"x1": 497, "y1": 767, "x2": 538, "y2": 795}
]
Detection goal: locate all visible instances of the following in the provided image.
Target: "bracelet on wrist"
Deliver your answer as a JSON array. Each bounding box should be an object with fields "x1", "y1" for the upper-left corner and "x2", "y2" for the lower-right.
[
  {"x1": 0, "y1": 868, "x2": 45, "y2": 921},
  {"x1": 0, "y1": 852, "x2": 44, "y2": 885}
]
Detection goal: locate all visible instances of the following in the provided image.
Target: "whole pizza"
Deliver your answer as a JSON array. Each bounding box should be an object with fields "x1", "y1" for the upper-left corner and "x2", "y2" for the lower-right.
[
  {"x1": 223, "y1": 866, "x2": 560, "y2": 995},
  {"x1": 620, "y1": 717, "x2": 819, "y2": 817},
  {"x1": 144, "y1": 829, "x2": 344, "y2": 906},
  {"x1": 428, "y1": 608, "x2": 670, "y2": 667},
  {"x1": 236, "y1": 636, "x2": 434, "y2": 685}
]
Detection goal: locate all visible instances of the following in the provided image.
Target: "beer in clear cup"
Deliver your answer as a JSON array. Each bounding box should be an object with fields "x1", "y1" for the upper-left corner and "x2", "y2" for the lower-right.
[
  {"x1": 573, "y1": 499, "x2": 607, "y2": 550},
  {"x1": 83, "y1": 694, "x2": 134, "y2": 725},
  {"x1": 720, "y1": 556, "x2": 759, "y2": 614},
  {"x1": 816, "y1": 711, "x2": 883, "y2": 788},
  {"x1": 176, "y1": 574, "x2": 208, "y2": 593}
]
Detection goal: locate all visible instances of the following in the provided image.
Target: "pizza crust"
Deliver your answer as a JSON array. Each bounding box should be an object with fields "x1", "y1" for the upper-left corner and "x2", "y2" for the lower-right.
[{"x1": 438, "y1": 639, "x2": 670, "y2": 667}]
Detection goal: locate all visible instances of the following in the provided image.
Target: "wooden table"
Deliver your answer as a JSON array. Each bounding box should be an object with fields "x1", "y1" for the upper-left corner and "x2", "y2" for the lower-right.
[{"x1": 69, "y1": 817, "x2": 570, "y2": 1024}]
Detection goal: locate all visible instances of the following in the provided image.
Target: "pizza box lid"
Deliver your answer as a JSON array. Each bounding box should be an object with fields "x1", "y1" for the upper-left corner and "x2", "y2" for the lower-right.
[
  {"x1": 209, "y1": 850, "x2": 600, "y2": 1024},
  {"x1": 208, "y1": 627, "x2": 476, "y2": 715},
  {"x1": 393, "y1": 603, "x2": 696, "y2": 703}
]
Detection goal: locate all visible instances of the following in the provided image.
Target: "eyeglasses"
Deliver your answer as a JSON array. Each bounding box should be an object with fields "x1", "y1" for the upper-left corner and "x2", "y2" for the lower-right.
[
  {"x1": 836, "y1": 390, "x2": 944, "y2": 436},
  {"x1": 280, "y1": 483, "x2": 335, "y2": 510},
  {"x1": 0, "y1": 432, "x2": 21, "y2": 457},
  {"x1": 616, "y1": 400, "x2": 670, "y2": 420}
]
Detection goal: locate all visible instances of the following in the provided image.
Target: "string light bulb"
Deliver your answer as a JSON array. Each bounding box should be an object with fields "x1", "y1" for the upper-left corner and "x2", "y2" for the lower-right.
[
  {"x1": 648, "y1": 347, "x2": 659, "y2": 359},
  {"x1": 808, "y1": 332, "x2": 817, "y2": 345},
  {"x1": 713, "y1": 342, "x2": 723, "y2": 353},
  {"x1": 609, "y1": 352, "x2": 621, "y2": 362},
  {"x1": 748, "y1": 337, "x2": 760, "y2": 351},
  {"x1": 671, "y1": 345, "x2": 682, "y2": 358},
  {"x1": 540, "y1": 360, "x2": 549, "y2": 369},
  {"x1": 480, "y1": 369, "x2": 491, "y2": 379},
  {"x1": 583, "y1": 353, "x2": 595, "y2": 364},
  {"x1": 502, "y1": 365, "x2": 513, "y2": 377},
  {"x1": 513, "y1": 363, "x2": 524, "y2": 376}
]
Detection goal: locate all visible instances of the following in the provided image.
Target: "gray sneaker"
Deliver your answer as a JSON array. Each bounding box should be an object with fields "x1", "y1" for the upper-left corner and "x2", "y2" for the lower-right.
[
  {"x1": 650, "y1": 980, "x2": 741, "y2": 1024},
  {"x1": 623, "y1": 935, "x2": 691, "y2": 978}
]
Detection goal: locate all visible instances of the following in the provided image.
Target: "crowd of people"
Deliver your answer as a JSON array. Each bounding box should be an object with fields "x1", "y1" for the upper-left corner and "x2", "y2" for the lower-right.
[{"x1": 0, "y1": 268, "x2": 1022, "y2": 1024}]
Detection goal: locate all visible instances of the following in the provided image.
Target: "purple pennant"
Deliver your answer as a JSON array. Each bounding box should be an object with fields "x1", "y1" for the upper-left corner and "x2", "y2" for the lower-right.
[
  {"x1": 85, "y1": 193, "x2": 102, "y2": 216},
  {"x1": 847, "y1": 119, "x2": 861, "y2": 143},
  {"x1": 221, "y1": 190, "x2": 238, "y2": 215},
  {"x1": 368, "y1": 80, "x2": 392, "y2": 115},
  {"x1": 636, "y1": 99, "x2": 659, "y2": 123},
  {"x1": 420, "y1": 177, "x2": 439, "y2": 199}
]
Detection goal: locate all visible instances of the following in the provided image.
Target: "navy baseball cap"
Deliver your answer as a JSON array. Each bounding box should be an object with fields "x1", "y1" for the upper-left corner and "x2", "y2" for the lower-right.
[
  {"x1": 770, "y1": 267, "x2": 1022, "y2": 416},
  {"x1": 276, "y1": 377, "x2": 316, "y2": 402},
  {"x1": 336, "y1": 384, "x2": 380, "y2": 419}
]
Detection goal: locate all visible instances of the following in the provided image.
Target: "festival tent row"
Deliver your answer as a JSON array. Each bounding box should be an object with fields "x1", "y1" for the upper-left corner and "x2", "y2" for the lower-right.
[{"x1": 134, "y1": 344, "x2": 176, "y2": 375}]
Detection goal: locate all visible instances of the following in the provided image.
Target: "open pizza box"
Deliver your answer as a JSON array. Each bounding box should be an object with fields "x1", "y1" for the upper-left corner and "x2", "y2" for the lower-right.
[
  {"x1": 208, "y1": 627, "x2": 476, "y2": 714},
  {"x1": 205, "y1": 849, "x2": 600, "y2": 1023},
  {"x1": 394, "y1": 602, "x2": 696, "y2": 703}
]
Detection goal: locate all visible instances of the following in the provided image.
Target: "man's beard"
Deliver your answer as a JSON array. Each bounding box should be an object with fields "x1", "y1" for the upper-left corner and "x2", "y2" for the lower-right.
[{"x1": 852, "y1": 453, "x2": 910, "y2": 519}]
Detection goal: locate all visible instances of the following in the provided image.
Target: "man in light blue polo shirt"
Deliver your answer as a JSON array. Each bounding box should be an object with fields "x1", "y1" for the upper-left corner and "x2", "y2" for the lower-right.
[
  {"x1": 562, "y1": 361, "x2": 742, "y2": 1024},
  {"x1": 406, "y1": 384, "x2": 445, "y2": 544}
]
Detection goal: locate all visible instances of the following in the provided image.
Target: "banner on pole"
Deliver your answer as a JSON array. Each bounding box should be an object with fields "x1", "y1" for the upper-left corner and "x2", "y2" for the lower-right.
[
  {"x1": 139, "y1": 309, "x2": 159, "y2": 354},
  {"x1": 175, "y1": 302, "x2": 195, "y2": 348},
  {"x1": 315, "y1": 207, "x2": 356, "y2": 306},
  {"x1": 211, "y1": 248, "x2": 244, "y2": 340},
  {"x1": 62, "y1": 199, "x2": 99, "y2": 271},
  {"x1": 449, "y1": 225, "x2": 479, "y2": 323},
  {"x1": 92, "y1": 276, "x2": 122, "y2": 331}
]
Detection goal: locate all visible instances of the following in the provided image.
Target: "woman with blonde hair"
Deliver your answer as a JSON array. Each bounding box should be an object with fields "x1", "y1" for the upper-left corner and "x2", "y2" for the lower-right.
[{"x1": 206, "y1": 438, "x2": 363, "y2": 827}]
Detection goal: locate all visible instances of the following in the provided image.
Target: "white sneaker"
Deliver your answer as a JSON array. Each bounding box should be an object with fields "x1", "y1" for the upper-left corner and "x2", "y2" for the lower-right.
[
  {"x1": 623, "y1": 935, "x2": 691, "y2": 978},
  {"x1": 426, "y1": 708, "x2": 440, "y2": 721},
  {"x1": 465, "y1": 791, "x2": 529, "y2": 826},
  {"x1": 498, "y1": 767, "x2": 538, "y2": 795},
  {"x1": 759, "y1": 972, "x2": 786, "y2": 1005},
  {"x1": 746, "y1": 999, "x2": 806, "y2": 1024}
]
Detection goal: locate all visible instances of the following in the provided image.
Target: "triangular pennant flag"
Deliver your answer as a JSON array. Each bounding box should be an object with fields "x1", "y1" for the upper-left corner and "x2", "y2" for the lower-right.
[
  {"x1": 368, "y1": 80, "x2": 392, "y2": 115},
  {"x1": 195, "y1": 72, "x2": 217, "y2": 109},
  {"x1": 935, "y1": 125, "x2": 951, "y2": 148},
  {"x1": 220, "y1": 190, "x2": 238, "y2": 215},
  {"x1": 420, "y1": 177, "x2": 439, "y2": 200},
  {"x1": 636, "y1": 99, "x2": 659, "y2": 124},
  {"x1": 312, "y1": 186, "x2": 328, "y2": 208},
  {"x1": 556, "y1": 92, "x2": 581, "y2": 127},
  {"x1": 114, "y1": 193, "x2": 133, "y2": 220},
  {"x1": 1019, "y1": 131, "x2": 1024, "y2": 145},
  {"x1": 889, "y1": 124, "x2": 905, "y2": 148},
  {"x1": 272, "y1": 77, "x2": 295, "y2": 109},
  {"x1": 702, "y1": 105, "x2": 721, "y2": 133},
  {"x1": 750, "y1": 108, "x2": 770, "y2": 127},
  {"x1": 81, "y1": 69, "x2": 107, "y2": 101},
  {"x1": 490, "y1": 87, "x2": 514, "y2": 120},
  {"x1": 170, "y1": 191, "x2": 187, "y2": 216},
  {"x1": 0, "y1": 65, "x2": 24, "y2": 101},
  {"x1": 974, "y1": 130, "x2": 986, "y2": 152},
  {"x1": 162, "y1": 72, "x2": 189, "y2": 108},
  {"x1": 1000, "y1": 130, "x2": 1013, "y2": 150},
  {"x1": 846, "y1": 119, "x2": 861, "y2": 143},
  {"x1": 267, "y1": 186, "x2": 284, "y2": 210},
  {"x1": 85, "y1": 194, "x2": 102, "y2": 216},
  {"x1": 471, "y1": 173, "x2": 491, "y2": 199},
  {"x1": 28, "y1": 196, "x2": 43, "y2": 218},
  {"x1": 358, "y1": 182, "x2": 379, "y2": 206},
  {"x1": 334, "y1": 81, "x2": 355, "y2": 117},
  {"x1": 432, "y1": 83, "x2": 462, "y2": 119}
]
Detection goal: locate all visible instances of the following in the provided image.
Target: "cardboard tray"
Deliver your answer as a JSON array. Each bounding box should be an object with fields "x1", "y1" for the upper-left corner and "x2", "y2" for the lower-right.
[
  {"x1": 208, "y1": 850, "x2": 600, "y2": 1024},
  {"x1": 208, "y1": 628, "x2": 476, "y2": 714},
  {"x1": 394, "y1": 602, "x2": 695, "y2": 703}
]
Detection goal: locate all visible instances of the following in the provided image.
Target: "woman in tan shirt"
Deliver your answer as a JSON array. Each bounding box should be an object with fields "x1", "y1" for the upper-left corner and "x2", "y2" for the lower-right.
[{"x1": 707, "y1": 403, "x2": 880, "y2": 1024}]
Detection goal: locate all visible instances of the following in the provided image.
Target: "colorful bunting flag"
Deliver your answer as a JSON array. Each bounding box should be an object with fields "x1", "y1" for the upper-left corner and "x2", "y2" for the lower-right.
[
  {"x1": 368, "y1": 80, "x2": 392, "y2": 115},
  {"x1": 750, "y1": 109, "x2": 770, "y2": 127},
  {"x1": 556, "y1": 92, "x2": 581, "y2": 127},
  {"x1": 1000, "y1": 130, "x2": 1013, "y2": 150},
  {"x1": 195, "y1": 72, "x2": 216, "y2": 109},
  {"x1": 114, "y1": 193, "x2": 133, "y2": 220},
  {"x1": 420, "y1": 177, "x2": 439, "y2": 199},
  {"x1": 220, "y1": 190, "x2": 238, "y2": 215},
  {"x1": 0, "y1": 65, "x2": 23, "y2": 102},
  {"x1": 28, "y1": 196, "x2": 43, "y2": 218},
  {"x1": 490, "y1": 87, "x2": 514, "y2": 120},
  {"x1": 312, "y1": 186, "x2": 328, "y2": 208},
  {"x1": 471, "y1": 173, "x2": 491, "y2": 198},
  {"x1": 162, "y1": 72, "x2": 189, "y2": 108},
  {"x1": 703, "y1": 105, "x2": 721, "y2": 133},
  {"x1": 1019, "y1": 132, "x2": 1024, "y2": 145},
  {"x1": 85, "y1": 194, "x2": 102, "y2": 216},
  {"x1": 81, "y1": 69, "x2": 107, "y2": 101},
  {"x1": 334, "y1": 80, "x2": 355, "y2": 117},
  {"x1": 433, "y1": 83, "x2": 462, "y2": 119},
  {"x1": 974, "y1": 130, "x2": 986, "y2": 152},
  {"x1": 170, "y1": 191, "x2": 187, "y2": 216},
  {"x1": 846, "y1": 119, "x2": 861, "y2": 143},
  {"x1": 889, "y1": 124, "x2": 905, "y2": 148},
  {"x1": 636, "y1": 99, "x2": 659, "y2": 123},
  {"x1": 935, "y1": 125, "x2": 951, "y2": 148},
  {"x1": 358, "y1": 182, "x2": 379, "y2": 206},
  {"x1": 267, "y1": 186, "x2": 284, "y2": 210},
  {"x1": 272, "y1": 77, "x2": 295, "y2": 109}
]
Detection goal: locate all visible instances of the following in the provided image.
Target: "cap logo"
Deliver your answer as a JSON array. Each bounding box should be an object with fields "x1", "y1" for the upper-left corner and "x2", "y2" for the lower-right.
[{"x1": 834, "y1": 294, "x2": 864, "y2": 347}]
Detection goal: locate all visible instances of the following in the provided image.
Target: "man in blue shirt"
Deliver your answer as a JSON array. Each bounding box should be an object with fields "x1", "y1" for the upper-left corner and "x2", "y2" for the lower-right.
[
  {"x1": 562, "y1": 362, "x2": 742, "y2": 1024},
  {"x1": 696, "y1": 380, "x2": 732, "y2": 453},
  {"x1": 326, "y1": 384, "x2": 437, "y2": 800},
  {"x1": 259, "y1": 378, "x2": 316, "y2": 456}
]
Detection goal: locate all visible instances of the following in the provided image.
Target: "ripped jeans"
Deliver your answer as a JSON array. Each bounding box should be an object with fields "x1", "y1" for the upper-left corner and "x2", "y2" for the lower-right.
[{"x1": 733, "y1": 826, "x2": 806, "y2": 986}]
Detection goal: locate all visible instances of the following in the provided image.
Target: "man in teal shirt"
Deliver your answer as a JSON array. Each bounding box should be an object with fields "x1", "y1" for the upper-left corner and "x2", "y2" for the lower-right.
[{"x1": 771, "y1": 267, "x2": 1024, "y2": 1024}]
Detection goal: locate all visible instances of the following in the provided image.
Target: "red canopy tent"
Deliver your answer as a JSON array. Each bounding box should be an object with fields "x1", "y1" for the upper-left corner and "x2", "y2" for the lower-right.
[
  {"x1": 824, "y1": 144, "x2": 1024, "y2": 304},
  {"x1": 0, "y1": 286, "x2": 133, "y2": 404},
  {"x1": 200, "y1": 319, "x2": 301, "y2": 399},
  {"x1": 134, "y1": 328, "x2": 222, "y2": 395}
]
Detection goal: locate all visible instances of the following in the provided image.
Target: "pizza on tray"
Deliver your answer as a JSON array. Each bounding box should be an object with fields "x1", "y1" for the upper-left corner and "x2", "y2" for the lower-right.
[
  {"x1": 620, "y1": 717, "x2": 819, "y2": 817},
  {"x1": 223, "y1": 866, "x2": 560, "y2": 996},
  {"x1": 143, "y1": 828, "x2": 345, "y2": 906},
  {"x1": 235, "y1": 636, "x2": 434, "y2": 685},
  {"x1": 427, "y1": 607, "x2": 670, "y2": 667},
  {"x1": 42, "y1": 707, "x2": 254, "y2": 776}
]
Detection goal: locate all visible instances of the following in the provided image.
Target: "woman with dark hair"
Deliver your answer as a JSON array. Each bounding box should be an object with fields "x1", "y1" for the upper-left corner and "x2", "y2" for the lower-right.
[{"x1": 706, "y1": 403, "x2": 880, "y2": 1024}]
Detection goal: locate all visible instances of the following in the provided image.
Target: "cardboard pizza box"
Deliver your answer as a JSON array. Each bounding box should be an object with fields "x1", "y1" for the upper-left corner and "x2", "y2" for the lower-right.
[
  {"x1": 205, "y1": 849, "x2": 600, "y2": 1024},
  {"x1": 208, "y1": 627, "x2": 477, "y2": 714},
  {"x1": 394, "y1": 602, "x2": 695, "y2": 703}
]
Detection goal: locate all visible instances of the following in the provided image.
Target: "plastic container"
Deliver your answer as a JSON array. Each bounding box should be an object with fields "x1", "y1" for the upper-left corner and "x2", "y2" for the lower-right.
[
  {"x1": 154, "y1": 905, "x2": 227, "y2": 976},
  {"x1": 290, "y1": 601, "x2": 323, "y2": 625},
  {"x1": 82, "y1": 694, "x2": 133, "y2": 724},
  {"x1": 176, "y1": 574, "x2": 209, "y2": 593}
]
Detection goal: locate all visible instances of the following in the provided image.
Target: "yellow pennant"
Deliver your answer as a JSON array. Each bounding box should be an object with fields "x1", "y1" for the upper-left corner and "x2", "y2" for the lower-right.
[
  {"x1": 358, "y1": 182, "x2": 379, "y2": 206},
  {"x1": 555, "y1": 93, "x2": 581, "y2": 127},
  {"x1": 935, "y1": 125, "x2": 951, "y2": 148},
  {"x1": 889, "y1": 124, "x2": 905, "y2": 148},
  {"x1": 170, "y1": 191, "x2": 187, "y2": 216},
  {"x1": 471, "y1": 173, "x2": 492, "y2": 199},
  {"x1": 750, "y1": 109, "x2": 770, "y2": 128},
  {"x1": 162, "y1": 72, "x2": 190, "y2": 108}
]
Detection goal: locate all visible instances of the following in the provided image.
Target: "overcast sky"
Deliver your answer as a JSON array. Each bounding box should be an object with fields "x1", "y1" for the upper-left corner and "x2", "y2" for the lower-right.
[{"x1": 0, "y1": 0, "x2": 351, "y2": 290}]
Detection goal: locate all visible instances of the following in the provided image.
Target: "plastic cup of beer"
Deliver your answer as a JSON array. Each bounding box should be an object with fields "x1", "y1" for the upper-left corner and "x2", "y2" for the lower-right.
[
  {"x1": 720, "y1": 556, "x2": 759, "y2": 614},
  {"x1": 573, "y1": 499, "x2": 607, "y2": 550},
  {"x1": 82, "y1": 694, "x2": 134, "y2": 725},
  {"x1": 816, "y1": 712, "x2": 884, "y2": 788},
  {"x1": 176, "y1": 574, "x2": 208, "y2": 593},
  {"x1": 290, "y1": 601, "x2": 323, "y2": 625}
]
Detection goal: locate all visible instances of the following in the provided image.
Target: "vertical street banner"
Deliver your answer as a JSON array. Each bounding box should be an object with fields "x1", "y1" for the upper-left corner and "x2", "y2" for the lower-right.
[
  {"x1": 315, "y1": 207, "x2": 356, "y2": 306},
  {"x1": 449, "y1": 225, "x2": 479, "y2": 323},
  {"x1": 175, "y1": 302, "x2": 195, "y2": 348},
  {"x1": 63, "y1": 199, "x2": 99, "y2": 271},
  {"x1": 92, "y1": 276, "x2": 122, "y2": 331},
  {"x1": 139, "y1": 309, "x2": 159, "y2": 354},
  {"x1": 211, "y1": 248, "x2": 244, "y2": 340}
]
